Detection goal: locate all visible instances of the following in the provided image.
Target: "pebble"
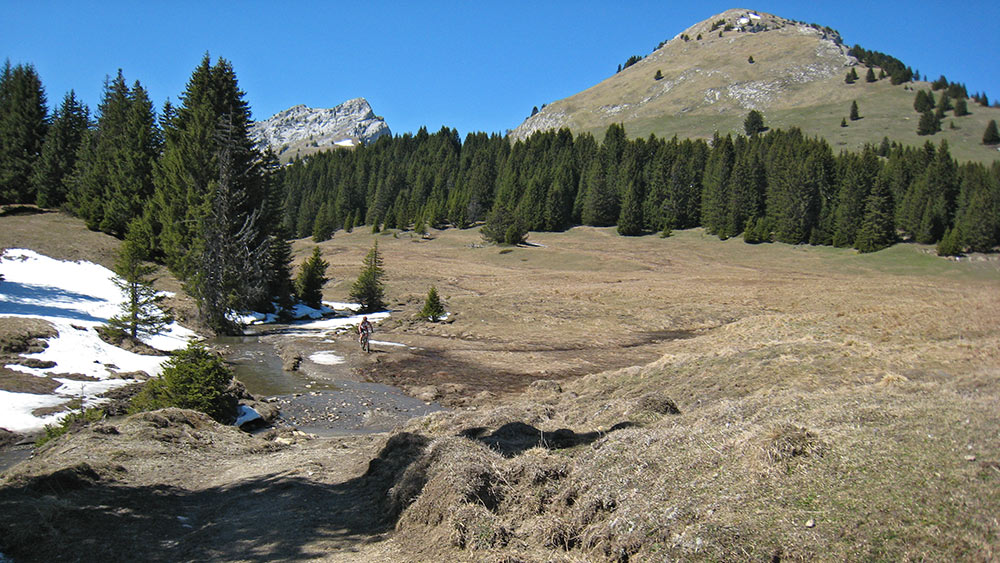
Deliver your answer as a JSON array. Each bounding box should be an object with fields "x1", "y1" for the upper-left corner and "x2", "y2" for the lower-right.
[
  {"x1": 965, "y1": 454, "x2": 977, "y2": 462},
  {"x1": 805, "y1": 518, "x2": 816, "y2": 528}
]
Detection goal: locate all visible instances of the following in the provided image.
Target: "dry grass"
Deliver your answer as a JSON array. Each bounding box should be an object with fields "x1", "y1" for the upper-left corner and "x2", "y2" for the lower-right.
[{"x1": 3, "y1": 212, "x2": 999, "y2": 561}]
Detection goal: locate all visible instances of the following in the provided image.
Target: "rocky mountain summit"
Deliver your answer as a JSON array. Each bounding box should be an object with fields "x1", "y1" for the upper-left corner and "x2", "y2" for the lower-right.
[
  {"x1": 251, "y1": 98, "x2": 390, "y2": 159},
  {"x1": 510, "y1": 9, "x2": 855, "y2": 141}
]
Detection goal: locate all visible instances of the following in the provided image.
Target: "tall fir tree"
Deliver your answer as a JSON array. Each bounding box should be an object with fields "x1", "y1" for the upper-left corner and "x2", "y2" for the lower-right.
[
  {"x1": 350, "y1": 241, "x2": 386, "y2": 313},
  {"x1": 983, "y1": 120, "x2": 1000, "y2": 145},
  {"x1": 31, "y1": 90, "x2": 89, "y2": 208},
  {"x1": 107, "y1": 220, "x2": 172, "y2": 339},
  {"x1": 420, "y1": 286, "x2": 446, "y2": 322},
  {"x1": 849, "y1": 100, "x2": 860, "y2": 121},
  {"x1": 0, "y1": 61, "x2": 48, "y2": 204},
  {"x1": 67, "y1": 71, "x2": 160, "y2": 237},
  {"x1": 153, "y1": 54, "x2": 266, "y2": 278},
  {"x1": 854, "y1": 166, "x2": 897, "y2": 253},
  {"x1": 701, "y1": 134, "x2": 735, "y2": 237},
  {"x1": 187, "y1": 114, "x2": 270, "y2": 334},
  {"x1": 295, "y1": 247, "x2": 329, "y2": 309}
]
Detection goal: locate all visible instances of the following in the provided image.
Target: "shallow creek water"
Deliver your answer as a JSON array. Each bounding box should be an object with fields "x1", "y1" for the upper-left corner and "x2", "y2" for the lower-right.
[{"x1": 214, "y1": 328, "x2": 443, "y2": 436}]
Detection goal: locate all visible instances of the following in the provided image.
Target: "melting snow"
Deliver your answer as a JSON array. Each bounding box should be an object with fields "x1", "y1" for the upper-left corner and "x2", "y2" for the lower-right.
[
  {"x1": 0, "y1": 249, "x2": 195, "y2": 433},
  {"x1": 309, "y1": 351, "x2": 345, "y2": 365}
]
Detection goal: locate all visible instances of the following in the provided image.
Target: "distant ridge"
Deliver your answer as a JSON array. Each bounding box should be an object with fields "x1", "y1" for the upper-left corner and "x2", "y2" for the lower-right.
[
  {"x1": 251, "y1": 98, "x2": 390, "y2": 160},
  {"x1": 509, "y1": 8, "x2": 1000, "y2": 163}
]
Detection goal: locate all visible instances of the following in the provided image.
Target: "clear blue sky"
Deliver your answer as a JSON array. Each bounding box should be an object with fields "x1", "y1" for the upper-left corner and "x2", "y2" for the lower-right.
[{"x1": 3, "y1": 1, "x2": 998, "y2": 138}]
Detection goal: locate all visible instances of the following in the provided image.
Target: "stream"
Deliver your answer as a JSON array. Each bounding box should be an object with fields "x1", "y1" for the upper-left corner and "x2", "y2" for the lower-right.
[{"x1": 215, "y1": 326, "x2": 444, "y2": 436}]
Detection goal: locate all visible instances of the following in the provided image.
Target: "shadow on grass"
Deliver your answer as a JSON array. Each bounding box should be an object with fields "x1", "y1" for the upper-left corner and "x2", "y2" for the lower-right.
[
  {"x1": 459, "y1": 421, "x2": 636, "y2": 457},
  {"x1": 0, "y1": 433, "x2": 430, "y2": 562}
]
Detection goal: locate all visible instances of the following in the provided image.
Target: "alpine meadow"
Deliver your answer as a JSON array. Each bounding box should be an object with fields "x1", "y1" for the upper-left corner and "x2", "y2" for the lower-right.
[{"x1": 1, "y1": 7, "x2": 999, "y2": 563}]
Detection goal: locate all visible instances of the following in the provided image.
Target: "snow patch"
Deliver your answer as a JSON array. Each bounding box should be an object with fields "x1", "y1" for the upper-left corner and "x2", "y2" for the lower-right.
[
  {"x1": 0, "y1": 248, "x2": 192, "y2": 433},
  {"x1": 309, "y1": 351, "x2": 345, "y2": 365}
]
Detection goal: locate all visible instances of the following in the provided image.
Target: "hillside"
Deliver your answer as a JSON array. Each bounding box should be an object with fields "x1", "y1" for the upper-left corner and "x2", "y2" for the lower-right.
[
  {"x1": 251, "y1": 98, "x2": 391, "y2": 162},
  {"x1": 512, "y1": 9, "x2": 1000, "y2": 164},
  {"x1": 1, "y1": 213, "x2": 998, "y2": 561}
]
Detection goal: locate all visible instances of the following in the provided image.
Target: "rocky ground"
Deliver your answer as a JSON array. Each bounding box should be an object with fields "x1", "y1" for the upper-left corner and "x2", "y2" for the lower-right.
[{"x1": 2, "y1": 212, "x2": 998, "y2": 561}]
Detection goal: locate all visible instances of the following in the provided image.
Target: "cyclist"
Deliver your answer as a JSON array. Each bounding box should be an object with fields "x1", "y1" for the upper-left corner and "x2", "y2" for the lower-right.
[{"x1": 358, "y1": 316, "x2": 374, "y2": 352}]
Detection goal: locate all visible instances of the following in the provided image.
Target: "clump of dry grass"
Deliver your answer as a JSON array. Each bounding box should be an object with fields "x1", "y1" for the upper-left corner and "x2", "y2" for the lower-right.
[{"x1": 635, "y1": 391, "x2": 681, "y2": 415}]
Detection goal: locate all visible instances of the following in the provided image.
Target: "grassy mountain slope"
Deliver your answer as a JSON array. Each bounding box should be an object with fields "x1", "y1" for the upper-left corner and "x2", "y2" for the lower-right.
[{"x1": 513, "y1": 9, "x2": 1000, "y2": 164}]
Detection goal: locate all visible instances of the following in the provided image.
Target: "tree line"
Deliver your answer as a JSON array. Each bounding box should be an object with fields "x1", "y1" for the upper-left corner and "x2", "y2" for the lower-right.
[
  {"x1": 0, "y1": 56, "x2": 292, "y2": 334},
  {"x1": 278, "y1": 122, "x2": 1000, "y2": 255},
  {"x1": 3, "y1": 57, "x2": 999, "y2": 333}
]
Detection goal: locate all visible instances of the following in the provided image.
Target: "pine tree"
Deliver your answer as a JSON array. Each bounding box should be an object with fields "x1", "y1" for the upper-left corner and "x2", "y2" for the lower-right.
[
  {"x1": 743, "y1": 110, "x2": 765, "y2": 136},
  {"x1": 983, "y1": 120, "x2": 1000, "y2": 145},
  {"x1": 31, "y1": 90, "x2": 89, "y2": 208},
  {"x1": 849, "y1": 100, "x2": 860, "y2": 121},
  {"x1": 865, "y1": 67, "x2": 876, "y2": 83},
  {"x1": 953, "y1": 97, "x2": 969, "y2": 117},
  {"x1": 917, "y1": 110, "x2": 940, "y2": 135},
  {"x1": 67, "y1": 71, "x2": 159, "y2": 237},
  {"x1": 914, "y1": 90, "x2": 933, "y2": 113},
  {"x1": 350, "y1": 241, "x2": 386, "y2": 313},
  {"x1": 701, "y1": 133, "x2": 735, "y2": 237},
  {"x1": 129, "y1": 342, "x2": 236, "y2": 423},
  {"x1": 420, "y1": 286, "x2": 446, "y2": 322},
  {"x1": 0, "y1": 61, "x2": 48, "y2": 204},
  {"x1": 854, "y1": 166, "x2": 897, "y2": 253},
  {"x1": 187, "y1": 115, "x2": 270, "y2": 334},
  {"x1": 261, "y1": 230, "x2": 296, "y2": 316},
  {"x1": 107, "y1": 220, "x2": 172, "y2": 339},
  {"x1": 951, "y1": 164, "x2": 1000, "y2": 252},
  {"x1": 841, "y1": 118, "x2": 848, "y2": 127},
  {"x1": 295, "y1": 247, "x2": 328, "y2": 309},
  {"x1": 153, "y1": 55, "x2": 266, "y2": 278}
]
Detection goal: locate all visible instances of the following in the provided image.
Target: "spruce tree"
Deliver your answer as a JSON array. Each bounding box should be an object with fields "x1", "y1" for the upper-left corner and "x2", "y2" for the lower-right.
[
  {"x1": 295, "y1": 247, "x2": 328, "y2": 309},
  {"x1": 917, "y1": 110, "x2": 940, "y2": 135},
  {"x1": 420, "y1": 286, "x2": 446, "y2": 322},
  {"x1": 951, "y1": 164, "x2": 1000, "y2": 252},
  {"x1": 854, "y1": 167, "x2": 897, "y2": 253},
  {"x1": 849, "y1": 100, "x2": 860, "y2": 121},
  {"x1": 31, "y1": 90, "x2": 89, "y2": 208},
  {"x1": 743, "y1": 110, "x2": 765, "y2": 136},
  {"x1": 67, "y1": 71, "x2": 159, "y2": 237},
  {"x1": 865, "y1": 67, "x2": 876, "y2": 83},
  {"x1": 350, "y1": 241, "x2": 386, "y2": 313},
  {"x1": 261, "y1": 230, "x2": 296, "y2": 316},
  {"x1": 153, "y1": 55, "x2": 266, "y2": 278},
  {"x1": 953, "y1": 97, "x2": 969, "y2": 117},
  {"x1": 107, "y1": 220, "x2": 172, "y2": 339},
  {"x1": 983, "y1": 120, "x2": 1000, "y2": 145},
  {"x1": 701, "y1": 133, "x2": 735, "y2": 237},
  {"x1": 0, "y1": 61, "x2": 48, "y2": 204},
  {"x1": 187, "y1": 115, "x2": 270, "y2": 334}
]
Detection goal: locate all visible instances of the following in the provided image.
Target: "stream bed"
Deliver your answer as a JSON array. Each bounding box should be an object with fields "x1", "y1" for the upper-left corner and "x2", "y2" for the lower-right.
[{"x1": 215, "y1": 330, "x2": 443, "y2": 436}]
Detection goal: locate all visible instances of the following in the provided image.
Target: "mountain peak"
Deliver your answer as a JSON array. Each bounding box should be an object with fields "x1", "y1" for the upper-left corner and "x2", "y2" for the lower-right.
[
  {"x1": 510, "y1": 9, "x2": 855, "y2": 142},
  {"x1": 251, "y1": 97, "x2": 391, "y2": 159}
]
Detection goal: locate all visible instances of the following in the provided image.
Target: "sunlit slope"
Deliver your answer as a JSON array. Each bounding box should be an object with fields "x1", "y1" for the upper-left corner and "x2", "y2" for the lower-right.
[{"x1": 513, "y1": 9, "x2": 1000, "y2": 163}]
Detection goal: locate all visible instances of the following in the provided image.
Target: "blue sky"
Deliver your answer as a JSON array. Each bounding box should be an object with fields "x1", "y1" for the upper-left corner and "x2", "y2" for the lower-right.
[{"x1": 3, "y1": 1, "x2": 998, "y2": 137}]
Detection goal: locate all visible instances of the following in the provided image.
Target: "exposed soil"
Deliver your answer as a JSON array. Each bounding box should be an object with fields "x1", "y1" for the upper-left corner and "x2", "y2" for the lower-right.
[{"x1": 3, "y1": 213, "x2": 999, "y2": 562}]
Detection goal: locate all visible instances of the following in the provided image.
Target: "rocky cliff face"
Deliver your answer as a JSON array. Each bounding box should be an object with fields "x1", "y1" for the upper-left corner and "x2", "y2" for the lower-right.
[{"x1": 251, "y1": 98, "x2": 390, "y2": 158}]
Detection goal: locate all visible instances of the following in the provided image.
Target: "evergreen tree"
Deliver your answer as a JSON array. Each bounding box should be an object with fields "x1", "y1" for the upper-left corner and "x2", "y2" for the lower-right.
[
  {"x1": 914, "y1": 90, "x2": 933, "y2": 113},
  {"x1": 129, "y1": 342, "x2": 236, "y2": 423},
  {"x1": 865, "y1": 67, "x2": 876, "y2": 83},
  {"x1": 31, "y1": 90, "x2": 89, "y2": 208},
  {"x1": 420, "y1": 286, "x2": 446, "y2": 322},
  {"x1": 936, "y1": 227, "x2": 962, "y2": 256},
  {"x1": 350, "y1": 241, "x2": 386, "y2": 313},
  {"x1": 261, "y1": 232, "x2": 295, "y2": 316},
  {"x1": 67, "y1": 71, "x2": 160, "y2": 237},
  {"x1": 844, "y1": 69, "x2": 856, "y2": 84},
  {"x1": 917, "y1": 110, "x2": 940, "y2": 135},
  {"x1": 854, "y1": 166, "x2": 897, "y2": 253},
  {"x1": 295, "y1": 246, "x2": 328, "y2": 309},
  {"x1": 743, "y1": 110, "x2": 765, "y2": 136},
  {"x1": 701, "y1": 133, "x2": 735, "y2": 237},
  {"x1": 849, "y1": 100, "x2": 860, "y2": 121},
  {"x1": 187, "y1": 115, "x2": 270, "y2": 334},
  {"x1": 312, "y1": 201, "x2": 335, "y2": 242},
  {"x1": 616, "y1": 175, "x2": 644, "y2": 235},
  {"x1": 832, "y1": 149, "x2": 880, "y2": 247},
  {"x1": 580, "y1": 158, "x2": 618, "y2": 226},
  {"x1": 153, "y1": 55, "x2": 266, "y2": 278},
  {"x1": 984, "y1": 120, "x2": 1000, "y2": 145},
  {"x1": 107, "y1": 220, "x2": 172, "y2": 339},
  {"x1": 0, "y1": 61, "x2": 48, "y2": 204},
  {"x1": 951, "y1": 164, "x2": 1000, "y2": 252},
  {"x1": 953, "y1": 97, "x2": 969, "y2": 117}
]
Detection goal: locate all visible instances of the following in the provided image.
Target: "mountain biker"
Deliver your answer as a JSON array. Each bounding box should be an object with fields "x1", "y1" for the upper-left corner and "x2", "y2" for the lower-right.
[{"x1": 358, "y1": 316, "x2": 373, "y2": 351}]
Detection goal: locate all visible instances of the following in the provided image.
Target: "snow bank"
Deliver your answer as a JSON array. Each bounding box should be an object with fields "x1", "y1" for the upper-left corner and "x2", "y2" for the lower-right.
[
  {"x1": 309, "y1": 351, "x2": 345, "y2": 365},
  {"x1": 0, "y1": 249, "x2": 195, "y2": 433}
]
